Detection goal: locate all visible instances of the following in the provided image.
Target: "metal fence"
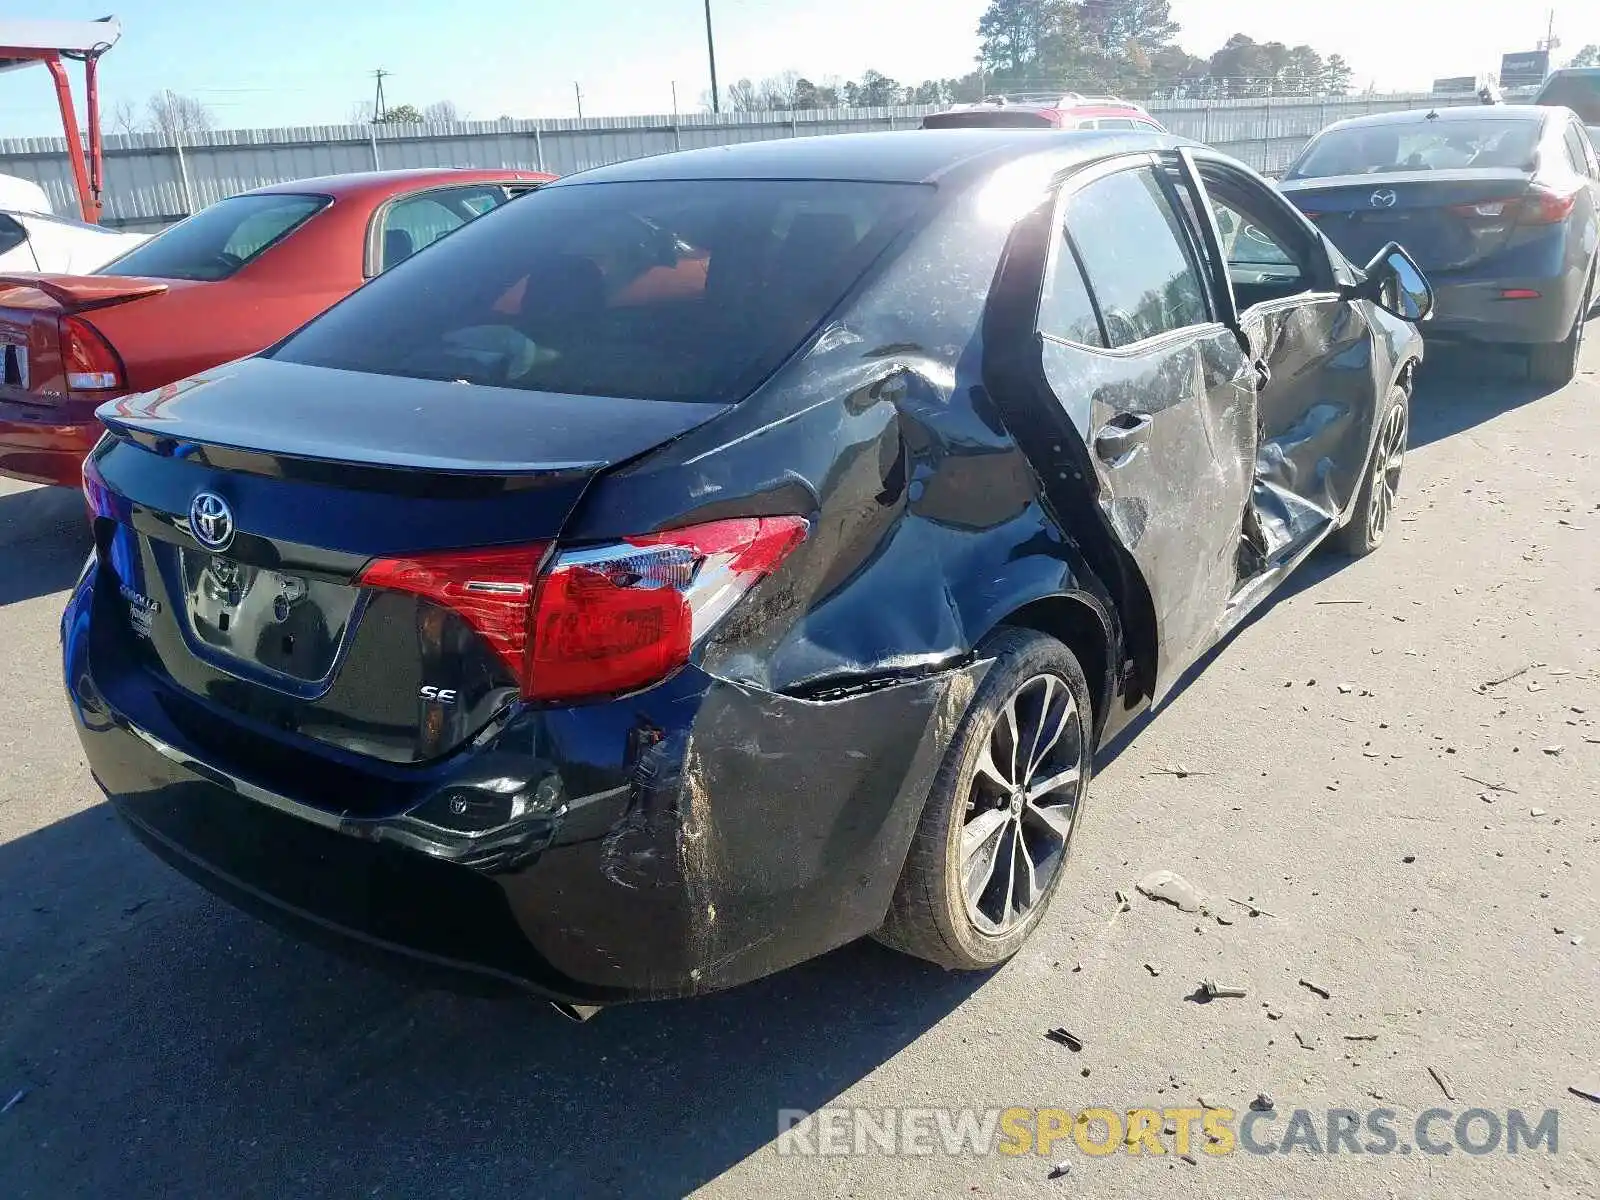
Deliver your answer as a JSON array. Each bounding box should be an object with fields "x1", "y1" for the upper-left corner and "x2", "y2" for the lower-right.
[{"x1": 1, "y1": 93, "x2": 1474, "y2": 230}]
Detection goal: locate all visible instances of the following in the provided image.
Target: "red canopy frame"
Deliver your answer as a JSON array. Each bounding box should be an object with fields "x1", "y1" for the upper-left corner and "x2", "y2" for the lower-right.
[{"x1": 1, "y1": 17, "x2": 122, "y2": 223}]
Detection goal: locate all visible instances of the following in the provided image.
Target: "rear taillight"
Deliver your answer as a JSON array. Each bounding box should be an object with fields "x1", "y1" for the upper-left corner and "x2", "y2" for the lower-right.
[
  {"x1": 359, "y1": 516, "x2": 809, "y2": 704},
  {"x1": 1516, "y1": 187, "x2": 1579, "y2": 225},
  {"x1": 528, "y1": 516, "x2": 809, "y2": 702},
  {"x1": 1453, "y1": 189, "x2": 1580, "y2": 226},
  {"x1": 359, "y1": 544, "x2": 549, "y2": 686},
  {"x1": 58, "y1": 316, "x2": 124, "y2": 392}
]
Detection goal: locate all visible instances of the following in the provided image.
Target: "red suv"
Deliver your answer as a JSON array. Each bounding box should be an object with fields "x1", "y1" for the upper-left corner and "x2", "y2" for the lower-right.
[{"x1": 921, "y1": 93, "x2": 1166, "y2": 132}]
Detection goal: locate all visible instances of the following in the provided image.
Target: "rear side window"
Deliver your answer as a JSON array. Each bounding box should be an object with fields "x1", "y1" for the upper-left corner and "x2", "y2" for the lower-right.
[
  {"x1": 921, "y1": 111, "x2": 1055, "y2": 129},
  {"x1": 1097, "y1": 118, "x2": 1138, "y2": 130},
  {"x1": 99, "y1": 193, "x2": 326, "y2": 281},
  {"x1": 1038, "y1": 231, "x2": 1104, "y2": 348},
  {"x1": 374, "y1": 185, "x2": 514, "y2": 273},
  {"x1": 1065, "y1": 167, "x2": 1208, "y2": 348},
  {"x1": 276, "y1": 179, "x2": 931, "y2": 403}
]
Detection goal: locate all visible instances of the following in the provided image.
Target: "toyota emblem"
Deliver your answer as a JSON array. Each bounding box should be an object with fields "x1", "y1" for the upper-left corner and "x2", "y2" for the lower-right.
[
  {"x1": 188, "y1": 492, "x2": 235, "y2": 551},
  {"x1": 1369, "y1": 189, "x2": 1398, "y2": 209}
]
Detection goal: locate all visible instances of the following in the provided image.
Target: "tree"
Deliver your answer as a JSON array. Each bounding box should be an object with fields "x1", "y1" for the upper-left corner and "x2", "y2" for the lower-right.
[
  {"x1": 147, "y1": 90, "x2": 213, "y2": 138},
  {"x1": 1322, "y1": 54, "x2": 1353, "y2": 96},
  {"x1": 373, "y1": 103, "x2": 425, "y2": 124},
  {"x1": 977, "y1": 0, "x2": 1076, "y2": 78},
  {"x1": 422, "y1": 100, "x2": 462, "y2": 123},
  {"x1": 1078, "y1": 0, "x2": 1180, "y2": 61},
  {"x1": 755, "y1": 70, "x2": 802, "y2": 110},
  {"x1": 844, "y1": 69, "x2": 905, "y2": 107},
  {"x1": 1280, "y1": 45, "x2": 1325, "y2": 95},
  {"x1": 108, "y1": 98, "x2": 143, "y2": 137},
  {"x1": 1568, "y1": 44, "x2": 1600, "y2": 69},
  {"x1": 794, "y1": 77, "x2": 839, "y2": 109}
]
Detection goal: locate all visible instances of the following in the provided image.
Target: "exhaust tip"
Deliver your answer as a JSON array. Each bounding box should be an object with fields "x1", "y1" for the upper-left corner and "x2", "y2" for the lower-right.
[{"x1": 550, "y1": 1001, "x2": 603, "y2": 1023}]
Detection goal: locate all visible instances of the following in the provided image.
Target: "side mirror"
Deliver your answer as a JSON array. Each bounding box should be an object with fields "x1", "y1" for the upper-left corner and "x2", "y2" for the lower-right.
[{"x1": 1350, "y1": 242, "x2": 1434, "y2": 323}]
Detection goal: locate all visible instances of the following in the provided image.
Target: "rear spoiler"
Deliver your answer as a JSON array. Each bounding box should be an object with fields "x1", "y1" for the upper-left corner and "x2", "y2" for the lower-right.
[{"x1": 0, "y1": 273, "x2": 168, "y2": 311}]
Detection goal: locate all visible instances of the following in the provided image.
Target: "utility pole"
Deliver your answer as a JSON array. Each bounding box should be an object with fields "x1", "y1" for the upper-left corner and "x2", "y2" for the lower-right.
[
  {"x1": 704, "y1": 0, "x2": 720, "y2": 114},
  {"x1": 372, "y1": 68, "x2": 390, "y2": 122},
  {"x1": 574, "y1": 82, "x2": 583, "y2": 120}
]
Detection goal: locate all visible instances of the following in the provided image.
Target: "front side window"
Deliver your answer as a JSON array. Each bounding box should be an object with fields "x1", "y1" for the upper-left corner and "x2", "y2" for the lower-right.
[
  {"x1": 1065, "y1": 167, "x2": 1208, "y2": 348},
  {"x1": 98, "y1": 193, "x2": 326, "y2": 281},
  {"x1": 277, "y1": 178, "x2": 931, "y2": 403}
]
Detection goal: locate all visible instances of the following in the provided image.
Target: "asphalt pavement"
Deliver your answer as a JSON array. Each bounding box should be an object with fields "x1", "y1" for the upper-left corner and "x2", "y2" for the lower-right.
[{"x1": 1, "y1": 338, "x2": 1596, "y2": 1198}]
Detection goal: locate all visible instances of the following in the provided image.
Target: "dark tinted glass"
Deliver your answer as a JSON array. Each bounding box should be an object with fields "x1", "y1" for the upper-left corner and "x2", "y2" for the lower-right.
[
  {"x1": 0, "y1": 213, "x2": 26, "y2": 257},
  {"x1": 921, "y1": 111, "x2": 1054, "y2": 129},
  {"x1": 1287, "y1": 118, "x2": 1540, "y2": 178},
  {"x1": 98, "y1": 193, "x2": 326, "y2": 281},
  {"x1": 276, "y1": 179, "x2": 931, "y2": 403},
  {"x1": 1537, "y1": 74, "x2": 1600, "y2": 123},
  {"x1": 1066, "y1": 168, "x2": 1208, "y2": 348}
]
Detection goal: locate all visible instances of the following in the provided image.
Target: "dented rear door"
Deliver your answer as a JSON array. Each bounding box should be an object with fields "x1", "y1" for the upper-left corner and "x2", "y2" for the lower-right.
[{"x1": 1034, "y1": 157, "x2": 1257, "y2": 702}]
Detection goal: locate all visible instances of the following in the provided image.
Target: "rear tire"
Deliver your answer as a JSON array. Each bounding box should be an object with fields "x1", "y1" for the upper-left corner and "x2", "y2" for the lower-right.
[
  {"x1": 875, "y1": 629, "x2": 1093, "y2": 971},
  {"x1": 1333, "y1": 385, "x2": 1408, "y2": 558},
  {"x1": 1528, "y1": 269, "x2": 1592, "y2": 389}
]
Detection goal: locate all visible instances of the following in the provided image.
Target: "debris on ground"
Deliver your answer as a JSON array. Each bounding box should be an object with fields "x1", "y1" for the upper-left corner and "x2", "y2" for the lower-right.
[
  {"x1": 1149, "y1": 764, "x2": 1209, "y2": 779},
  {"x1": 1463, "y1": 774, "x2": 1517, "y2": 794},
  {"x1": 1543, "y1": 746, "x2": 1563, "y2": 757},
  {"x1": 1298, "y1": 978, "x2": 1332, "y2": 999},
  {"x1": 1266, "y1": 1008, "x2": 1283, "y2": 1021},
  {"x1": 1228, "y1": 896, "x2": 1278, "y2": 918},
  {"x1": 1, "y1": 1088, "x2": 28, "y2": 1115},
  {"x1": 1044, "y1": 1028, "x2": 1084, "y2": 1052},
  {"x1": 1295, "y1": 1031, "x2": 1317, "y2": 1050},
  {"x1": 1531, "y1": 808, "x2": 1548, "y2": 818},
  {"x1": 1144, "y1": 963, "x2": 1161, "y2": 977},
  {"x1": 1198, "y1": 1095, "x2": 1222, "y2": 1110},
  {"x1": 1201, "y1": 980, "x2": 1248, "y2": 1000},
  {"x1": 1251, "y1": 1093, "x2": 1275, "y2": 1112},
  {"x1": 1402, "y1": 854, "x2": 1417, "y2": 864},
  {"x1": 1476, "y1": 663, "x2": 1542, "y2": 693},
  {"x1": 1137, "y1": 870, "x2": 1206, "y2": 912},
  {"x1": 1428, "y1": 1066, "x2": 1457, "y2": 1101},
  {"x1": 1570, "y1": 1076, "x2": 1600, "y2": 1105},
  {"x1": 1344, "y1": 1033, "x2": 1379, "y2": 1042},
  {"x1": 1048, "y1": 1161, "x2": 1071, "y2": 1180},
  {"x1": 1216, "y1": 914, "x2": 1235, "y2": 926},
  {"x1": 1180, "y1": 1153, "x2": 1199, "y2": 1166}
]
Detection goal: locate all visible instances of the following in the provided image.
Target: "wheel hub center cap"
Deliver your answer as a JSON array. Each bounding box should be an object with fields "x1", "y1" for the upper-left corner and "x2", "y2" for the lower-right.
[{"x1": 1010, "y1": 790, "x2": 1025, "y2": 816}]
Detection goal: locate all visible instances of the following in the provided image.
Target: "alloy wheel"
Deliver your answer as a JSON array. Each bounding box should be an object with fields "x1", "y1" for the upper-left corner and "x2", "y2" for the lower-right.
[
  {"x1": 1367, "y1": 400, "x2": 1407, "y2": 546},
  {"x1": 960, "y1": 673, "x2": 1085, "y2": 935}
]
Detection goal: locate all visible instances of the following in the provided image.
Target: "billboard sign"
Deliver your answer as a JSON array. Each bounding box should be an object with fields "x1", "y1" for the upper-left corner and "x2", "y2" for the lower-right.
[{"x1": 1499, "y1": 51, "x2": 1550, "y2": 88}]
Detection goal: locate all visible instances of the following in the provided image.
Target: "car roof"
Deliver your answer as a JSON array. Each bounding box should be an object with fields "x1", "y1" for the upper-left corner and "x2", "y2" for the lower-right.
[
  {"x1": 246, "y1": 167, "x2": 553, "y2": 201},
  {"x1": 1320, "y1": 105, "x2": 1552, "y2": 133},
  {"x1": 549, "y1": 128, "x2": 1189, "y2": 190}
]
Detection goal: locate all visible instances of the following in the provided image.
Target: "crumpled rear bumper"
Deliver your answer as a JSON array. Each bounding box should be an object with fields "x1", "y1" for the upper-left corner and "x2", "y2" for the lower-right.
[{"x1": 65, "y1": 561, "x2": 984, "y2": 1003}]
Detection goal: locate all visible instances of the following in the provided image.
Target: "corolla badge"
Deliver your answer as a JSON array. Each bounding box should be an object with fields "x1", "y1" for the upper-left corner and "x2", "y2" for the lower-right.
[
  {"x1": 188, "y1": 492, "x2": 235, "y2": 551},
  {"x1": 1369, "y1": 189, "x2": 1398, "y2": 209}
]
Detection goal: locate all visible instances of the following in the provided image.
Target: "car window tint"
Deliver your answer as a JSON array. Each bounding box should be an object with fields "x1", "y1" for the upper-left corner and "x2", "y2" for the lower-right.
[
  {"x1": 97, "y1": 193, "x2": 326, "y2": 281},
  {"x1": 1098, "y1": 117, "x2": 1137, "y2": 130},
  {"x1": 1066, "y1": 168, "x2": 1208, "y2": 348},
  {"x1": 1039, "y1": 229, "x2": 1104, "y2": 347},
  {"x1": 1288, "y1": 118, "x2": 1540, "y2": 178},
  {"x1": 0, "y1": 212, "x2": 26, "y2": 257},
  {"x1": 379, "y1": 196, "x2": 466, "y2": 271},
  {"x1": 276, "y1": 179, "x2": 931, "y2": 404},
  {"x1": 1537, "y1": 74, "x2": 1600, "y2": 123}
]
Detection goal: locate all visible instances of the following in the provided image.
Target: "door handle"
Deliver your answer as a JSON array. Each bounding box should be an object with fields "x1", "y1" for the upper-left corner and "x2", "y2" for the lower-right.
[{"x1": 1094, "y1": 412, "x2": 1153, "y2": 464}]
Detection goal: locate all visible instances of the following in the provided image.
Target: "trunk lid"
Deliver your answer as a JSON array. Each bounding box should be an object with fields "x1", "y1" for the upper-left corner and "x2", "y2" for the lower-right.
[
  {"x1": 1280, "y1": 170, "x2": 1535, "y2": 272},
  {"x1": 91, "y1": 356, "x2": 729, "y2": 766},
  {"x1": 0, "y1": 273, "x2": 167, "y2": 409}
]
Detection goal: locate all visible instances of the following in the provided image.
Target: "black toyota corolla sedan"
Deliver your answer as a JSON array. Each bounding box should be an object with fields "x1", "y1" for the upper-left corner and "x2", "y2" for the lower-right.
[
  {"x1": 1279, "y1": 105, "x2": 1600, "y2": 385},
  {"x1": 64, "y1": 130, "x2": 1429, "y2": 1011}
]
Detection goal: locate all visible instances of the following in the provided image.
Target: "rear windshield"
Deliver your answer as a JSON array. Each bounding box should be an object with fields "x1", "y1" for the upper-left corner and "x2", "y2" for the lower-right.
[
  {"x1": 922, "y1": 111, "x2": 1055, "y2": 129},
  {"x1": 1286, "y1": 118, "x2": 1541, "y2": 179},
  {"x1": 1537, "y1": 74, "x2": 1600, "y2": 124},
  {"x1": 274, "y1": 179, "x2": 931, "y2": 403},
  {"x1": 99, "y1": 193, "x2": 327, "y2": 281}
]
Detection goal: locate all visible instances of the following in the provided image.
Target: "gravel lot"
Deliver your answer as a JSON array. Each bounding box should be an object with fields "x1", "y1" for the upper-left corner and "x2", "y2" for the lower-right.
[{"x1": 1, "y1": 340, "x2": 1596, "y2": 1198}]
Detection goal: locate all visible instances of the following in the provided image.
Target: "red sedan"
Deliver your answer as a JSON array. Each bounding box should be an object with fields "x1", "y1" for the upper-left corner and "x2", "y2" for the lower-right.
[{"x1": 0, "y1": 167, "x2": 553, "y2": 485}]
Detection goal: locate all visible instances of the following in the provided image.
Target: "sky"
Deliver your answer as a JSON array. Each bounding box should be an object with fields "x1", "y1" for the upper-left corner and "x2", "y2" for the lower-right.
[{"x1": 3, "y1": 1, "x2": 1597, "y2": 137}]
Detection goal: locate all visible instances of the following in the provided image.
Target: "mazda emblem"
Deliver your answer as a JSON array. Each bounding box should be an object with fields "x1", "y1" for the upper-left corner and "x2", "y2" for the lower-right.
[
  {"x1": 1369, "y1": 189, "x2": 1398, "y2": 209},
  {"x1": 188, "y1": 492, "x2": 235, "y2": 551}
]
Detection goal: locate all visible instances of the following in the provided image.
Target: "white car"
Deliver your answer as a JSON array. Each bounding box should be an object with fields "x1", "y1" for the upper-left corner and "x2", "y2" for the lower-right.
[{"x1": 0, "y1": 175, "x2": 147, "y2": 275}]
